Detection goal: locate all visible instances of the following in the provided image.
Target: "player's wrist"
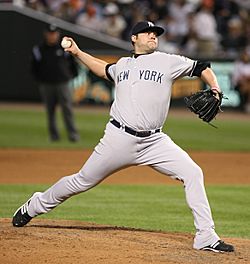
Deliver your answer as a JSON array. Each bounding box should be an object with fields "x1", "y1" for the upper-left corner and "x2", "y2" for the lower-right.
[{"x1": 211, "y1": 86, "x2": 221, "y2": 93}]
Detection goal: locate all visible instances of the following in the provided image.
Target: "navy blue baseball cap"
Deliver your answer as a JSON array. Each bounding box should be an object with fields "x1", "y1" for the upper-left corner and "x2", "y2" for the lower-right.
[{"x1": 131, "y1": 21, "x2": 164, "y2": 36}]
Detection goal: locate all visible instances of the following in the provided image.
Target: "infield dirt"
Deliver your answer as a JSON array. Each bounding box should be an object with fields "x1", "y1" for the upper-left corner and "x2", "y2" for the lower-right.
[{"x1": 0, "y1": 149, "x2": 250, "y2": 263}]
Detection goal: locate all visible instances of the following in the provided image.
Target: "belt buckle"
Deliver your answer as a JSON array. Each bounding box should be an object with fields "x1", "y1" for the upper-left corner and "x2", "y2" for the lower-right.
[
  {"x1": 148, "y1": 129, "x2": 160, "y2": 136},
  {"x1": 151, "y1": 129, "x2": 157, "y2": 135}
]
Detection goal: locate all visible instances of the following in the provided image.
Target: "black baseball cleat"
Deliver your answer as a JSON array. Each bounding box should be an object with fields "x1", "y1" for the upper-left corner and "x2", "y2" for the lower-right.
[
  {"x1": 201, "y1": 240, "x2": 235, "y2": 253},
  {"x1": 12, "y1": 197, "x2": 33, "y2": 227}
]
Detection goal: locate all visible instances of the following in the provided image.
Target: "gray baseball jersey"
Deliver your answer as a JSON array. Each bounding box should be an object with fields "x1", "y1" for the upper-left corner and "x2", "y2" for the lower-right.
[{"x1": 107, "y1": 51, "x2": 196, "y2": 130}]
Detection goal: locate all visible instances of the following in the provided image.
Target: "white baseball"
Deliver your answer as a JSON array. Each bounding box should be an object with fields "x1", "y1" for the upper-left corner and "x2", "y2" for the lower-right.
[{"x1": 61, "y1": 39, "x2": 72, "y2": 49}]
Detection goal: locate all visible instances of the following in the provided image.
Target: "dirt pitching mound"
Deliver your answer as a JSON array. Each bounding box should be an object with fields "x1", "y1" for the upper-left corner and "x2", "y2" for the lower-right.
[{"x1": 1, "y1": 218, "x2": 249, "y2": 264}]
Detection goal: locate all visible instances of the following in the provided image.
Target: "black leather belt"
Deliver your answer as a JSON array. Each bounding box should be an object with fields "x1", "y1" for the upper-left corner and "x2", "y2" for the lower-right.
[{"x1": 110, "y1": 119, "x2": 161, "y2": 138}]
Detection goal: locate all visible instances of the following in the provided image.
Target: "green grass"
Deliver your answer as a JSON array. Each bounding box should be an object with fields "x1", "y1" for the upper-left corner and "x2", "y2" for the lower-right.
[
  {"x1": 1, "y1": 184, "x2": 249, "y2": 239},
  {"x1": 0, "y1": 107, "x2": 250, "y2": 151},
  {"x1": 0, "y1": 108, "x2": 109, "y2": 149},
  {"x1": 166, "y1": 118, "x2": 250, "y2": 151}
]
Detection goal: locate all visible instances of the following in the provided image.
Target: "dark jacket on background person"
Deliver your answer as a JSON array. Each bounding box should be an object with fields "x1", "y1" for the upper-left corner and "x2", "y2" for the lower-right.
[
  {"x1": 31, "y1": 42, "x2": 78, "y2": 83},
  {"x1": 30, "y1": 34, "x2": 80, "y2": 142}
]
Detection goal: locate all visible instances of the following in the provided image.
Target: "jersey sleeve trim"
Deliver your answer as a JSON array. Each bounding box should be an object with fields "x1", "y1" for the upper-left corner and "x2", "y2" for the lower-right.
[
  {"x1": 105, "y1": 63, "x2": 115, "y2": 82},
  {"x1": 189, "y1": 61, "x2": 197, "y2": 77},
  {"x1": 191, "y1": 61, "x2": 211, "y2": 77}
]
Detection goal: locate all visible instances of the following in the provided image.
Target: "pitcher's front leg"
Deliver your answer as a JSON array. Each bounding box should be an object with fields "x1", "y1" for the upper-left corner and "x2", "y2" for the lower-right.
[{"x1": 146, "y1": 134, "x2": 220, "y2": 249}]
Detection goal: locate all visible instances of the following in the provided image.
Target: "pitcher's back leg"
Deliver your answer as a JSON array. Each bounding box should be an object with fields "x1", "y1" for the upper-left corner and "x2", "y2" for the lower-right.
[{"x1": 27, "y1": 123, "x2": 138, "y2": 218}]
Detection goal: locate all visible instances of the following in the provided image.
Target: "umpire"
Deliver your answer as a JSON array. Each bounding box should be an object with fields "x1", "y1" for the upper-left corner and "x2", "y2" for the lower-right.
[{"x1": 31, "y1": 24, "x2": 80, "y2": 142}]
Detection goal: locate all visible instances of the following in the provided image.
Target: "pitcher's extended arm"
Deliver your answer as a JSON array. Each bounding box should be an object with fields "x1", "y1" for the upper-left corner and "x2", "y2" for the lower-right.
[{"x1": 62, "y1": 36, "x2": 109, "y2": 80}]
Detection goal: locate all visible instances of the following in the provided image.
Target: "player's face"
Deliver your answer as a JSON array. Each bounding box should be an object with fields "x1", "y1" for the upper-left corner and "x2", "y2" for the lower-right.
[
  {"x1": 132, "y1": 31, "x2": 158, "y2": 54},
  {"x1": 44, "y1": 31, "x2": 60, "y2": 46}
]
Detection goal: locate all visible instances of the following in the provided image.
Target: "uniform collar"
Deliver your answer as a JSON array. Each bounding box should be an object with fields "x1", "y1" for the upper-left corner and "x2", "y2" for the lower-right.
[{"x1": 132, "y1": 51, "x2": 155, "y2": 58}]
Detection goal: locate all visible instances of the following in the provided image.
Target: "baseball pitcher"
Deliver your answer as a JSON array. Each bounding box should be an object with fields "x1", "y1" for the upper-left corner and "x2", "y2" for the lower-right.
[{"x1": 13, "y1": 21, "x2": 234, "y2": 253}]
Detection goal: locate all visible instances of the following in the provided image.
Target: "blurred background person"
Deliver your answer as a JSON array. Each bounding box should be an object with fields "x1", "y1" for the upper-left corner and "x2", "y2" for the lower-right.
[
  {"x1": 158, "y1": 14, "x2": 180, "y2": 53},
  {"x1": 192, "y1": 0, "x2": 220, "y2": 58},
  {"x1": 68, "y1": 0, "x2": 87, "y2": 23},
  {"x1": 76, "y1": 1, "x2": 102, "y2": 32},
  {"x1": 120, "y1": 1, "x2": 146, "y2": 41},
  {"x1": 220, "y1": 17, "x2": 247, "y2": 58},
  {"x1": 31, "y1": 24, "x2": 80, "y2": 142},
  {"x1": 168, "y1": 0, "x2": 194, "y2": 45},
  {"x1": 179, "y1": 10, "x2": 198, "y2": 56},
  {"x1": 232, "y1": 48, "x2": 250, "y2": 113},
  {"x1": 101, "y1": 2, "x2": 127, "y2": 38},
  {"x1": 213, "y1": 0, "x2": 240, "y2": 37}
]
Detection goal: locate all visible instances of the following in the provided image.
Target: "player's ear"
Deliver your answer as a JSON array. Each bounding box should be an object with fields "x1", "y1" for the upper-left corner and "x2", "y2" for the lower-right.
[{"x1": 131, "y1": 35, "x2": 137, "y2": 43}]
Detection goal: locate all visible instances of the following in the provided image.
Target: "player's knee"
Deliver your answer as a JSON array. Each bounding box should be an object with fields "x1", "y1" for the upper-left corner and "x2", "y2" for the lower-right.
[
  {"x1": 194, "y1": 165, "x2": 204, "y2": 181},
  {"x1": 59, "y1": 173, "x2": 96, "y2": 194},
  {"x1": 74, "y1": 171, "x2": 99, "y2": 191},
  {"x1": 184, "y1": 163, "x2": 204, "y2": 183}
]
